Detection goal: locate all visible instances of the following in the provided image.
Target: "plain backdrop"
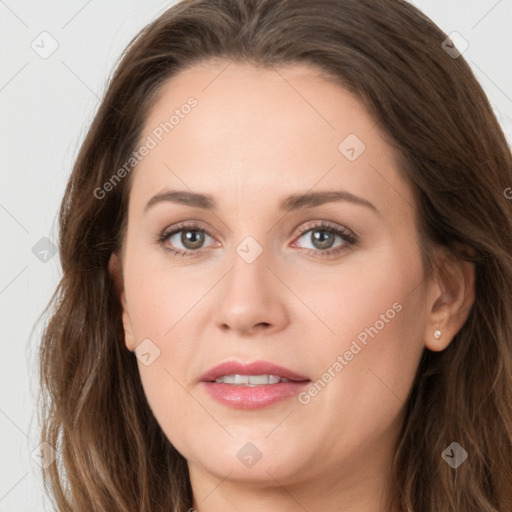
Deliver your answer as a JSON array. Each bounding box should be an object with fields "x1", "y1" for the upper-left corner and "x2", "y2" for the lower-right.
[{"x1": 1, "y1": 1, "x2": 511, "y2": 510}]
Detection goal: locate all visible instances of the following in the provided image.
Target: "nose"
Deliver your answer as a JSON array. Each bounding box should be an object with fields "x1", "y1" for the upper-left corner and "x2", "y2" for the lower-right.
[{"x1": 212, "y1": 245, "x2": 289, "y2": 336}]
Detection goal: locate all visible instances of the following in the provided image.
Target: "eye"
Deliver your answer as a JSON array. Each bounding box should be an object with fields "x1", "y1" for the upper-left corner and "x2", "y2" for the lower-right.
[
  {"x1": 156, "y1": 222, "x2": 217, "y2": 257},
  {"x1": 156, "y1": 220, "x2": 357, "y2": 258},
  {"x1": 292, "y1": 221, "x2": 357, "y2": 256}
]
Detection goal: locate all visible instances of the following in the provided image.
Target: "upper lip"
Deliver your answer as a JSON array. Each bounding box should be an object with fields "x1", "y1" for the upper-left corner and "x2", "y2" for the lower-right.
[{"x1": 200, "y1": 360, "x2": 310, "y2": 383}]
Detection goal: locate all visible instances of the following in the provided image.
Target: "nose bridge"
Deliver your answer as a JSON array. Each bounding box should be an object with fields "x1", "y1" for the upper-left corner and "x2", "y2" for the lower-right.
[
  {"x1": 226, "y1": 233, "x2": 271, "y2": 302},
  {"x1": 212, "y1": 231, "x2": 288, "y2": 333}
]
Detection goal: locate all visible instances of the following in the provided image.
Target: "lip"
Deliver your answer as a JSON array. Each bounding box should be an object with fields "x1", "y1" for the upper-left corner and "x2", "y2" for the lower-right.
[
  {"x1": 200, "y1": 360, "x2": 310, "y2": 383},
  {"x1": 200, "y1": 360, "x2": 311, "y2": 410}
]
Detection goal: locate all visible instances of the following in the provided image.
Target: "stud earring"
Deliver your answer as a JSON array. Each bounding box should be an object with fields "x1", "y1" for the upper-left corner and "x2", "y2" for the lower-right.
[{"x1": 434, "y1": 329, "x2": 441, "y2": 339}]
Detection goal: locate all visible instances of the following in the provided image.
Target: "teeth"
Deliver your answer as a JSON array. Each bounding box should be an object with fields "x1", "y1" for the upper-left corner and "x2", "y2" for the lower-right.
[{"x1": 214, "y1": 374, "x2": 291, "y2": 385}]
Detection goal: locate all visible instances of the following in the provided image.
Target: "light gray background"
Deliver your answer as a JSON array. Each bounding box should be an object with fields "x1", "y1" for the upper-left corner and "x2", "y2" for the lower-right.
[{"x1": 1, "y1": 1, "x2": 511, "y2": 510}]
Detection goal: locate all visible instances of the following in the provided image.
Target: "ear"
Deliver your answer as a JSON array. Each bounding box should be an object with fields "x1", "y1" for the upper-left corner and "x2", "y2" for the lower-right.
[
  {"x1": 424, "y1": 248, "x2": 475, "y2": 352},
  {"x1": 108, "y1": 252, "x2": 136, "y2": 352}
]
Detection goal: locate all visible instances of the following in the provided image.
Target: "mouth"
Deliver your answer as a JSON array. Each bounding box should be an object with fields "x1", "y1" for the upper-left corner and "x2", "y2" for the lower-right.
[
  {"x1": 200, "y1": 360, "x2": 311, "y2": 410},
  {"x1": 212, "y1": 374, "x2": 295, "y2": 385}
]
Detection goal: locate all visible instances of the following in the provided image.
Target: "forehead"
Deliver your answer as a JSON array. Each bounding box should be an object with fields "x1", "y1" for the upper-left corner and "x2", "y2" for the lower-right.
[
  {"x1": 130, "y1": 59, "x2": 415, "y2": 222},
  {"x1": 143, "y1": 59, "x2": 375, "y2": 152}
]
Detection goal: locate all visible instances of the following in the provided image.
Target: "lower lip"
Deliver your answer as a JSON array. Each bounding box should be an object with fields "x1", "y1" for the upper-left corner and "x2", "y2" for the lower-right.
[{"x1": 202, "y1": 381, "x2": 310, "y2": 410}]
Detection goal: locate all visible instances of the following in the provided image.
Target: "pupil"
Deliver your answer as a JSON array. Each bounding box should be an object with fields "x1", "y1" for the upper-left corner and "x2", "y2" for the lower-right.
[
  {"x1": 182, "y1": 230, "x2": 204, "y2": 249},
  {"x1": 312, "y1": 230, "x2": 334, "y2": 249}
]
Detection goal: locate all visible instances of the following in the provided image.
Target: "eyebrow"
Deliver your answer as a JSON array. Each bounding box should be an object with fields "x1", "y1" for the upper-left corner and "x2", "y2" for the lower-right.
[{"x1": 144, "y1": 189, "x2": 380, "y2": 216}]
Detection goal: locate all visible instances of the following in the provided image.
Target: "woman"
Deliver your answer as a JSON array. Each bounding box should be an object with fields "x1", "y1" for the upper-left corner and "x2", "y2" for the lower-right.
[{"x1": 38, "y1": 0, "x2": 512, "y2": 511}]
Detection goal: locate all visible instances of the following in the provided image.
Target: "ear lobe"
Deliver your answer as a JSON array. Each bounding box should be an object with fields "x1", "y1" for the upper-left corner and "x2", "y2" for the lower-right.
[
  {"x1": 424, "y1": 251, "x2": 475, "y2": 352},
  {"x1": 108, "y1": 252, "x2": 135, "y2": 352}
]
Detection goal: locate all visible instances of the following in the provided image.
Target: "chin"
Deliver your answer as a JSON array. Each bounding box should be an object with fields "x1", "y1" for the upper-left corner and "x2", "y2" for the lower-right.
[{"x1": 183, "y1": 433, "x2": 311, "y2": 484}]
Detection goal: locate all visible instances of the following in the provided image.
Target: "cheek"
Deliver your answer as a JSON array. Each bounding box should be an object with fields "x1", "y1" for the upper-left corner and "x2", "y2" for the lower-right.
[
  {"x1": 300, "y1": 241, "x2": 425, "y2": 382},
  {"x1": 121, "y1": 242, "x2": 217, "y2": 431},
  {"x1": 304, "y1": 242, "x2": 422, "y2": 343},
  {"x1": 134, "y1": 360, "x2": 208, "y2": 464},
  {"x1": 123, "y1": 241, "x2": 207, "y2": 340}
]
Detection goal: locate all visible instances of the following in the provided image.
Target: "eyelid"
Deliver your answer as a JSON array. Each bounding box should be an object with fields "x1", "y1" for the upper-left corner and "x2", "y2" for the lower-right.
[
  {"x1": 294, "y1": 219, "x2": 355, "y2": 237},
  {"x1": 159, "y1": 219, "x2": 218, "y2": 240}
]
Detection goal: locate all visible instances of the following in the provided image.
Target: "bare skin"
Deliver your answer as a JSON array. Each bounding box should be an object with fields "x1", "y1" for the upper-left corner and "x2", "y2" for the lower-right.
[{"x1": 110, "y1": 59, "x2": 475, "y2": 512}]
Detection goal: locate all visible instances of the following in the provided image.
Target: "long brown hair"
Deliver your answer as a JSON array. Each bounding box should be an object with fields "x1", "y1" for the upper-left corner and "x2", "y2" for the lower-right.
[{"x1": 38, "y1": 0, "x2": 512, "y2": 510}]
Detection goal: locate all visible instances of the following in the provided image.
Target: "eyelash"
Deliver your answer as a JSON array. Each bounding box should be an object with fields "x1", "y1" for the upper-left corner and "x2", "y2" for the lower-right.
[{"x1": 156, "y1": 220, "x2": 358, "y2": 259}]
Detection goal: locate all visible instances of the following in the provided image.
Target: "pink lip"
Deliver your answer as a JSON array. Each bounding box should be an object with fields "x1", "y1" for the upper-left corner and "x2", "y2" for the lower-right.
[
  {"x1": 200, "y1": 360, "x2": 309, "y2": 382},
  {"x1": 200, "y1": 360, "x2": 310, "y2": 410}
]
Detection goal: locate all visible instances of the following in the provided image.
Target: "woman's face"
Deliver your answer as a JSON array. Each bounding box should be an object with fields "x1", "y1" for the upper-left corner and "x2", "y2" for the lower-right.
[{"x1": 116, "y1": 60, "x2": 437, "y2": 501}]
